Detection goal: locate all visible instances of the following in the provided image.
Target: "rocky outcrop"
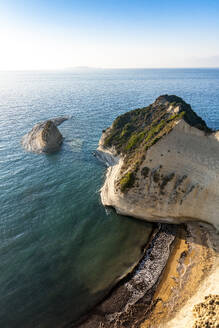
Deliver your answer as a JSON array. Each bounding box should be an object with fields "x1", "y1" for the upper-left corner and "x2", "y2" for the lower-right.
[
  {"x1": 22, "y1": 116, "x2": 69, "y2": 153},
  {"x1": 97, "y1": 95, "x2": 219, "y2": 229}
]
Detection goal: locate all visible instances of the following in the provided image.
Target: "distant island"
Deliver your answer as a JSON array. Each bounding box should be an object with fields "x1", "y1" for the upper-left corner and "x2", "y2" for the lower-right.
[{"x1": 63, "y1": 66, "x2": 102, "y2": 71}]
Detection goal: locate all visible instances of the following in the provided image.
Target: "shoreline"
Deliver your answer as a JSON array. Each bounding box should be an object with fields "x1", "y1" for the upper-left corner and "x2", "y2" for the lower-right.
[
  {"x1": 72, "y1": 224, "x2": 177, "y2": 328},
  {"x1": 141, "y1": 222, "x2": 218, "y2": 327},
  {"x1": 71, "y1": 222, "x2": 218, "y2": 328}
]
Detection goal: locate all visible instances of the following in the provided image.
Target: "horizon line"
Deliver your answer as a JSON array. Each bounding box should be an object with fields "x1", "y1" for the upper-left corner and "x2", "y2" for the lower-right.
[{"x1": 1, "y1": 66, "x2": 219, "y2": 72}]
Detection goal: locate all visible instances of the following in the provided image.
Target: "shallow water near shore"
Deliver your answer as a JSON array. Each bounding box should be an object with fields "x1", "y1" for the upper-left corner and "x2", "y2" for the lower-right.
[{"x1": 0, "y1": 69, "x2": 219, "y2": 327}]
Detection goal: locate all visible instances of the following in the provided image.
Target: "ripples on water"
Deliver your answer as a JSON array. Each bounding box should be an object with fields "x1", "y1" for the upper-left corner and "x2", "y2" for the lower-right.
[{"x1": 0, "y1": 69, "x2": 219, "y2": 327}]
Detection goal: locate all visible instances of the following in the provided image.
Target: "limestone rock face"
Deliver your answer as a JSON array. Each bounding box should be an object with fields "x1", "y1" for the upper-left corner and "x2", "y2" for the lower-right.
[
  {"x1": 22, "y1": 116, "x2": 68, "y2": 153},
  {"x1": 97, "y1": 95, "x2": 219, "y2": 229}
]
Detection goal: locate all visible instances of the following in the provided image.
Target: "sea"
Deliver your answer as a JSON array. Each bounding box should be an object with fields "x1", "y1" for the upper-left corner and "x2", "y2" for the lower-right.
[{"x1": 0, "y1": 68, "x2": 219, "y2": 328}]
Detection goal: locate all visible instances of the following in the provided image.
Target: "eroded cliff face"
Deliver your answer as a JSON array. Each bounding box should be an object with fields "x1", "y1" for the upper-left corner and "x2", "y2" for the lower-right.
[
  {"x1": 22, "y1": 116, "x2": 68, "y2": 153},
  {"x1": 97, "y1": 95, "x2": 219, "y2": 229}
]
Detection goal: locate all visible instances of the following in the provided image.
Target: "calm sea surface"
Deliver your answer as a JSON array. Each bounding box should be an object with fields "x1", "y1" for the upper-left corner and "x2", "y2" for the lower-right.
[{"x1": 0, "y1": 69, "x2": 219, "y2": 327}]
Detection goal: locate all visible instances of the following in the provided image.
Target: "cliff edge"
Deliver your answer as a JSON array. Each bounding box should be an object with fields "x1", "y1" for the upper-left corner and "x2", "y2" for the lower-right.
[{"x1": 96, "y1": 95, "x2": 219, "y2": 229}]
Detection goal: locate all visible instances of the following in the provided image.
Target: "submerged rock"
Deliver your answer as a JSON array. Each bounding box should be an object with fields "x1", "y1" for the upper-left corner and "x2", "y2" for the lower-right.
[
  {"x1": 97, "y1": 95, "x2": 219, "y2": 229},
  {"x1": 22, "y1": 116, "x2": 69, "y2": 153}
]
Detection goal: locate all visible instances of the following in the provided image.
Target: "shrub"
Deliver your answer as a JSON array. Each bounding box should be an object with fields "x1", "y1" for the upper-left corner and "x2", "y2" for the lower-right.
[
  {"x1": 120, "y1": 171, "x2": 135, "y2": 192},
  {"x1": 141, "y1": 166, "x2": 150, "y2": 178},
  {"x1": 103, "y1": 95, "x2": 211, "y2": 192}
]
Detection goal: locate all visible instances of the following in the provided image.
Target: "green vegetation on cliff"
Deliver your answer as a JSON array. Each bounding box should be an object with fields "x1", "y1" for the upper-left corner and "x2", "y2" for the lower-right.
[
  {"x1": 120, "y1": 171, "x2": 135, "y2": 192},
  {"x1": 103, "y1": 95, "x2": 212, "y2": 192}
]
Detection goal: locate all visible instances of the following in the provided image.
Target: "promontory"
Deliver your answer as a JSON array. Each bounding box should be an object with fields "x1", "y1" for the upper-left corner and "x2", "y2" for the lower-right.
[
  {"x1": 96, "y1": 95, "x2": 219, "y2": 230},
  {"x1": 74, "y1": 95, "x2": 218, "y2": 328}
]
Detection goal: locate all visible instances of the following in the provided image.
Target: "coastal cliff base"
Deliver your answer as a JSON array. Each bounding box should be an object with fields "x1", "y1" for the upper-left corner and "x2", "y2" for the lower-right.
[
  {"x1": 141, "y1": 222, "x2": 219, "y2": 328},
  {"x1": 73, "y1": 224, "x2": 176, "y2": 328},
  {"x1": 73, "y1": 222, "x2": 218, "y2": 328}
]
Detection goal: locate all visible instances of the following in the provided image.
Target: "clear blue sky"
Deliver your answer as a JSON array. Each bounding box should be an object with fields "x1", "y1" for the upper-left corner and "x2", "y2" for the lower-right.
[{"x1": 1, "y1": 0, "x2": 219, "y2": 69}]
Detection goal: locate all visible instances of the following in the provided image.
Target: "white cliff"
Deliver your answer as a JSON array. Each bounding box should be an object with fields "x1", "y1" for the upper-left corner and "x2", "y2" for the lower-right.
[{"x1": 97, "y1": 95, "x2": 219, "y2": 230}]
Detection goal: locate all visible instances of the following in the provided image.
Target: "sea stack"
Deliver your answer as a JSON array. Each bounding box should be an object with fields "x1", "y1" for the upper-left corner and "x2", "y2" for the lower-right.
[
  {"x1": 22, "y1": 116, "x2": 68, "y2": 153},
  {"x1": 96, "y1": 95, "x2": 219, "y2": 229}
]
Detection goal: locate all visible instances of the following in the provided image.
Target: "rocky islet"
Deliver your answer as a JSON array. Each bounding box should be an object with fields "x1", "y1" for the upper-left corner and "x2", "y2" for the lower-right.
[{"x1": 22, "y1": 116, "x2": 69, "y2": 153}]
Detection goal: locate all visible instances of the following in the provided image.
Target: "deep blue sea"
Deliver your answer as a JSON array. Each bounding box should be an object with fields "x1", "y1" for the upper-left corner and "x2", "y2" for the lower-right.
[{"x1": 0, "y1": 68, "x2": 219, "y2": 328}]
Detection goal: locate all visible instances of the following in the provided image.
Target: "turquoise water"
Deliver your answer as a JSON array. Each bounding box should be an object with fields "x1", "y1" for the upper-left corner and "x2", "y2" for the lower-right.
[{"x1": 0, "y1": 69, "x2": 219, "y2": 328}]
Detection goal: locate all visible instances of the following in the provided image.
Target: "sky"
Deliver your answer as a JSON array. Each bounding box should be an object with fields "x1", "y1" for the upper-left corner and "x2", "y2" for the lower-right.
[{"x1": 0, "y1": 0, "x2": 219, "y2": 70}]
